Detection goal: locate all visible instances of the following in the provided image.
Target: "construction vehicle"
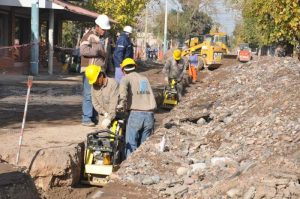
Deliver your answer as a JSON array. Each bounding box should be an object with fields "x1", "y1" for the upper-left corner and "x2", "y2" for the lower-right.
[
  {"x1": 162, "y1": 79, "x2": 178, "y2": 108},
  {"x1": 237, "y1": 43, "x2": 252, "y2": 62},
  {"x1": 182, "y1": 34, "x2": 224, "y2": 68},
  {"x1": 81, "y1": 118, "x2": 125, "y2": 186}
]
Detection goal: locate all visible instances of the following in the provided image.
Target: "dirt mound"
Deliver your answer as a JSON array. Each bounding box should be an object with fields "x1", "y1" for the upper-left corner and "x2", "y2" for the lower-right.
[
  {"x1": 117, "y1": 57, "x2": 300, "y2": 198},
  {"x1": 0, "y1": 163, "x2": 39, "y2": 199}
]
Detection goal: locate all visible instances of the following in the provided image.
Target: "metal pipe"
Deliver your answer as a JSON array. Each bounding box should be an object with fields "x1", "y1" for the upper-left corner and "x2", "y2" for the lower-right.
[
  {"x1": 31, "y1": 0, "x2": 39, "y2": 75},
  {"x1": 48, "y1": 9, "x2": 54, "y2": 75},
  {"x1": 163, "y1": 0, "x2": 168, "y2": 53}
]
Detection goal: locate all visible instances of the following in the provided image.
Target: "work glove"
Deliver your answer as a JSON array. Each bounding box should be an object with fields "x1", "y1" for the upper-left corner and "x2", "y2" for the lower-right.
[
  {"x1": 104, "y1": 112, "x2": 109, "y2": 118},
  {"x1": 116, "y1": 104, "x2": 124, "y2": 112},
  {"x1": 101, "y1": 118, "x2": 111, "y2": 129}
]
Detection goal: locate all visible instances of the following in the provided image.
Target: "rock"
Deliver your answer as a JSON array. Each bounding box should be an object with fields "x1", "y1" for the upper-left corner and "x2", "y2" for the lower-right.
[
  {"x1": 227, "y1": 188, "x2": 241, "y2": 198},
  {"x1": 142, "y1": 175, "x2": 160, "y2": 185},
  {"x1": 164, "y1": 185, "x2": 188, "y2": 198},
  {"x1": 191, "y1": 163, "x2": 206, "y2": 173},
  {"x1": 197, "y1": 118, "x2": 207, "y2": 125},
  {"x1": 211, "y1": 157, "x2": 236, "y2": 167},
  {"x1": 243, "y1": 186, "x2": 256, "y2": 199},
  {"x1": 173, "y1": 185, "x2": 188, "y2": 197},
  {"x1": 29, "y1": 143, "x2": 84, "y2": 191},
  {"x1": 176, "y1": 167, "x2": 189, "y2": 176},
  {"x1": 224, "y1": 116, "x2": 233, "y2": 124},
  {"x1": 184, "y1": 177, "x2": 194, "y2": 185}
]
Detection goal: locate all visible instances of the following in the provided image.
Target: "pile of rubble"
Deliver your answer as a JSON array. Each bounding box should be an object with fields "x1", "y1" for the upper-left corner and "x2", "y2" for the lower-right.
[{"x1": 116, "y1": 57, "x2": 300, "y2": 198}]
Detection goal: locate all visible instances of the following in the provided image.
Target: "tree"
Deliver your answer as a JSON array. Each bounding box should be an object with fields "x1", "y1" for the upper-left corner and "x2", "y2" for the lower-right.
[
  {"x1": 153, "y1": 5, "x2": 213, "y2": 42},
  {"x1": 86, "y1": 0, "x2": 151, "y2": 31},
  {"x1": 231, "y1": 0, "x2": 300, "y2": 46}
]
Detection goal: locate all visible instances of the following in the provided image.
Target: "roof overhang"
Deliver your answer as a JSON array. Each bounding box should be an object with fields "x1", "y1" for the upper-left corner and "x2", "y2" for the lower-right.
[{"x1": 0, "y1": 0, "x2": 100, "y2": 19}]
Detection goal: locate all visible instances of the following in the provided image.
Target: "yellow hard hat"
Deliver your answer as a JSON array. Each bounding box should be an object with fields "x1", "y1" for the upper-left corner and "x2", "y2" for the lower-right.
[
  {"x1": 85, "y1": 64, "x2": 101, "y2": 85},
  {"x1": 121, "y1": 58, "x2": 136, "y2": 69},
  {"x1": 173, "y1": 49, "x2": 182, "y2": 60}
]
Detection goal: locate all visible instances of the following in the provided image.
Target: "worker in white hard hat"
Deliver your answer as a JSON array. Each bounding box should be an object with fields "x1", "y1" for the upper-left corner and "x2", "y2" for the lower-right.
[
  {"x1": 113, "y1": 25, "x2": 134, "y2": 82},
  {"x1": 79, "y1": 14, "x2": 111, "y2": 126}
]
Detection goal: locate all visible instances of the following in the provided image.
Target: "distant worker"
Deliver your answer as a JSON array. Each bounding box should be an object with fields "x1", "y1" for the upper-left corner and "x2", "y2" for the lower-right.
[
  {"x1": 163, "y1": 49, "x2": 188, "y2": 100},
  {"x1": 113, "y1": 26, "x2": 134, "y2": 82},
  {"x1": 80, "y1": 14, "x2": 111, "y2": 126},
  {"x1": 188, "y1": 49, "x2": 199, "y2": 83},
  {"x1": 85, "y1": 64, "x2": 119, "y2": 129},
  {"x1": 118, "y1": 58, "x2": 157, "y2": 158}
]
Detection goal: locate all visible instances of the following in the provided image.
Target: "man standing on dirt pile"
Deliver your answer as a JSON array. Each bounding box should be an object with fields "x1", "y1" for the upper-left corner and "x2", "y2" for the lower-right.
[
  {"x1": 113, "y1": 26, "x2": 134, "y2": 83},
  {"x1": 118, "y1": 58, "x2": 157, "y2": 158},
  {"x1": 80, "y1": 14, "x2": 111, "y2": 126},
  {"x1": 163, "y1": 49, "x2": 188, "y2": 100},
  {"x1": 85, "y1": 64, "x2": 119, "y2": 129}
]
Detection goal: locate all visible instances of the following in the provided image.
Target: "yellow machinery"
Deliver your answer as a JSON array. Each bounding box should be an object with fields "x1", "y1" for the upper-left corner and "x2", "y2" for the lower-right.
[
  {"x1": 82, "y1": 119, "x2": 125, "y2": 186},
  {"x1": 162, "y1": 79, "x2": 178, "y2": 108},
  {"x1": 182, "y1": 34, "x2": 224, "y2": 68},
  {"x1": 210, "y1": 31, "x2": 230, "y2": 54}
]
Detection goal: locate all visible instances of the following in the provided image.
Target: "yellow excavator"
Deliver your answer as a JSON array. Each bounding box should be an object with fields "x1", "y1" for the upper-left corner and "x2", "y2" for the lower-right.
[{"x1": 182, "y1": 34, "x2": 224, "y2": 68}]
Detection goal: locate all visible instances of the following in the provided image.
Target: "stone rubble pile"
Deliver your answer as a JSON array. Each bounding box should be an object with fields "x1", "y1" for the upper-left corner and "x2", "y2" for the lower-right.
[{"x1": 116, "y1": 57, "x2": 300, "y2": 198}]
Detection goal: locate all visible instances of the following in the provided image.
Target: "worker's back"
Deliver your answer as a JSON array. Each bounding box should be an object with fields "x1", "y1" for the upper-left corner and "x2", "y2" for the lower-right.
[{"x1": 119, "y1": 72, "x2": 156, "y2": 111}]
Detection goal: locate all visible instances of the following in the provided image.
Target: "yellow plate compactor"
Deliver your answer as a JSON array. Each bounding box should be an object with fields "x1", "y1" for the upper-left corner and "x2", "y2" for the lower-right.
[
  {"x1": 162, "y1": 79, "x2": 178, "y2": 108},
  {"x1": 81, "y1": 119, "x2": 125, "y2": 186}
]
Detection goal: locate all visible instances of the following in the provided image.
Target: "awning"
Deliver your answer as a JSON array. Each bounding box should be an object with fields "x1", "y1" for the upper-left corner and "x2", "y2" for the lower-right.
[
  {"x1": 52, "y1": 0, "x2": 99, "y2": 19},
  {"x1": 0, "y1": 0, "x2": 116, "y2": 22}
]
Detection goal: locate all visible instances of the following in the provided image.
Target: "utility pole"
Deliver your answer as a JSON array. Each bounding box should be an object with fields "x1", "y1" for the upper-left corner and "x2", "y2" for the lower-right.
[
  {"x1": 144, "y1": 6, "x2": 148, "y2": 58},
  {"x1": 31, "y1": 0, "x2": 39, "y2": 75},
  {"x1": 163, "y1": 0, "x2": 168, "y2": 53}
]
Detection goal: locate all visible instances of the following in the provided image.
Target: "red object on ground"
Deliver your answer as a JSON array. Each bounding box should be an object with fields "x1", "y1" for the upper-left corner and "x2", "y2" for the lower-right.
[{"x1": 238, "y1": 50, "x2": 251, "y2": 62}]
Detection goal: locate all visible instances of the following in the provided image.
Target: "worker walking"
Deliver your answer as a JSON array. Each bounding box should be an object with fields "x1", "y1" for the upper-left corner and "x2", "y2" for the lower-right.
[
  {"x1": 80, "y1": 14, "x2": 111, "y2": 126},
  {"x1": 188, "y1": 49, "x2": 199, "y2": 83},
  {"x1": 85, "y1": 64, "x2": 119, "y2": 129},
  {"x1": 113, "y1": 26, "x2": 134, "y2": 82},
  {"x1": 118, "y1": 58, "x2": 156, "y2": 158},
  {"x1": 163, "y1": 49, "x2": 188, "y2": 100}
]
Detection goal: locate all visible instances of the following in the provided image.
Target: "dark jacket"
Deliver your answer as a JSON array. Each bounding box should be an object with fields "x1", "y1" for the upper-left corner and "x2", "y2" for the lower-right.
[{"x1": 113, "y1": 32, "x2": 133, "y2": 68}]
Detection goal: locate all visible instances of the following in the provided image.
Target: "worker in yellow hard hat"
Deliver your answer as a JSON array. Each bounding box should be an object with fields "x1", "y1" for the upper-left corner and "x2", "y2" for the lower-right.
[
  {"x1": 162, "y1": 49, "x2": 188, "y2": 100},
  {"x1": 118, "y1": 58, "x2": 157, "y2": 158},
  {"x1": 85, "y1": 64, "x2": 119, "y2": 129}
]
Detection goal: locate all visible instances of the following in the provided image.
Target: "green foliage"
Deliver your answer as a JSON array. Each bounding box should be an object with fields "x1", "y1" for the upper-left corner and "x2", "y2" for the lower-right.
[
  {"x1": 233, "y1": 0, "x2": 300, "y2": 46},
  {"x1": 86, "y1": 0, "x2": 150, "y2": 31}
]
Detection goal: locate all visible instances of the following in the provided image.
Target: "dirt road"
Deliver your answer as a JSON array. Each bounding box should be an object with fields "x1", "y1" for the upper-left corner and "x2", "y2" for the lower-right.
[{"x1": 0, "y1": 58, "x2": 239, "y2": 198}]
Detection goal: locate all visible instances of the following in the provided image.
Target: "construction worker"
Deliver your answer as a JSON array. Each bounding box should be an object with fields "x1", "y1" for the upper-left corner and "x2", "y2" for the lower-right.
[
  {"x1": 188, "y1": 49, "x2": 199, "y2": 83},
  {"x1": 118, "y1": 58, "x2": 156, "y2": 158},
  {"x1": 113, "y1": 26, "x2": 134, "y2": 82},
  {"x1": 80, "y1": 14, "x2": 111, "y2": 126},
  {"x1": 85, "y1": 64, "x2": 119, "y2": 129},
  {"x1": 163, "y1": 49, "x2": 188, "y2": 100}
]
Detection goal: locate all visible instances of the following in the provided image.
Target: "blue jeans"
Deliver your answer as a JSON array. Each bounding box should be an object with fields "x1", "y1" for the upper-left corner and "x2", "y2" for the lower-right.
[
  {"x1": 82, "y1": 73, "x2": 96, "y2": 123},
  {"x1": 125, "y1": 111, "x2": 154, "y2": 158}
]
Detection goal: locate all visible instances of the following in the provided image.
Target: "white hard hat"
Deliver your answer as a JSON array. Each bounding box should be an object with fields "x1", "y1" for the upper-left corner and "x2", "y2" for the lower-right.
[
  {"x1": 123, "y1": 26, "x2": 133, "y2": 34},
  {"x1": 95, "y1": 14, "x2": 111, "y2": 30}
]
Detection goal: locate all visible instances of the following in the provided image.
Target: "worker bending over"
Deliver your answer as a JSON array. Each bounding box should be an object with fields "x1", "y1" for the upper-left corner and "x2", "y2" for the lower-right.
[
  {"x1": 118, "y1": 58, "x2": 157, "y2": 158},
  {"x1": 85, "y1": 64, "x2": 119, "y2": 129},
  {"x1": 163, "y1": 49, "x2": 188, "y2": 100}
]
